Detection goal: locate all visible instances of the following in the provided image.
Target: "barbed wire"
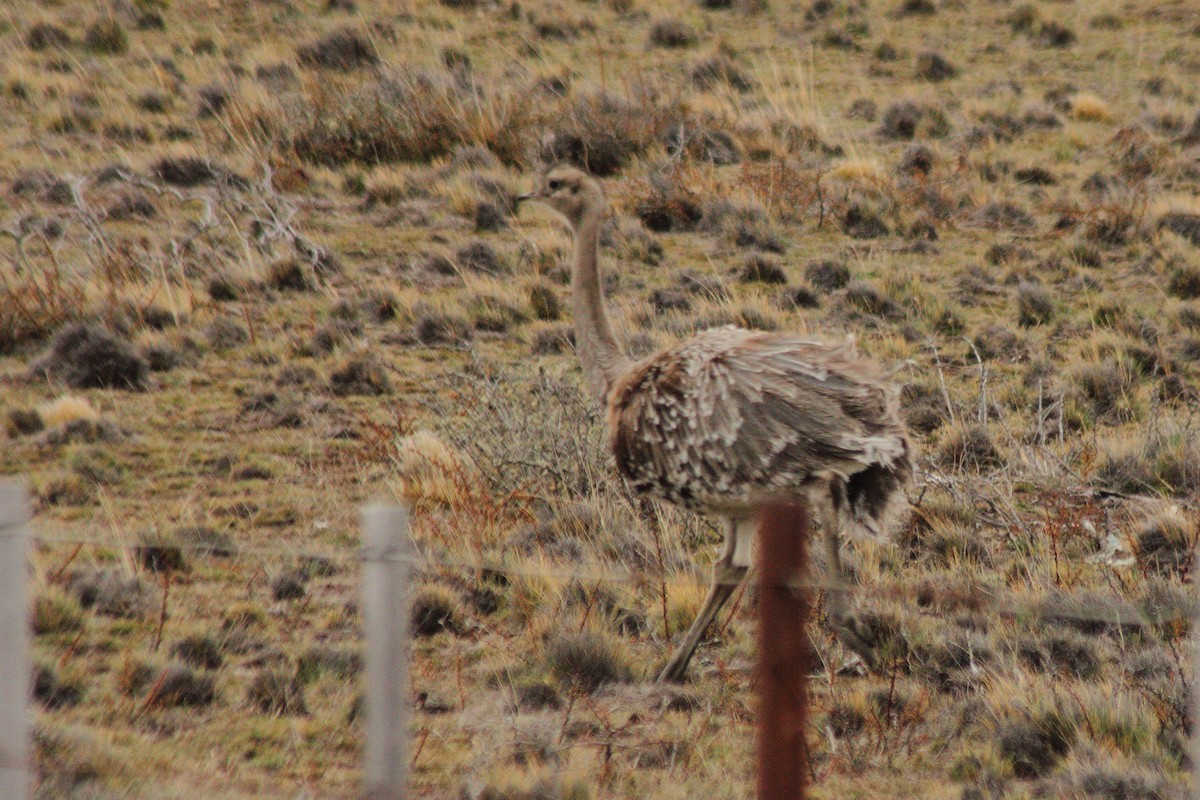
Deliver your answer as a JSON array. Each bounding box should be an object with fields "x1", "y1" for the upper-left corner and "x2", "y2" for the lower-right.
[{"x1": 19, "y1": 526, "x2": 1199, "y2": 628}]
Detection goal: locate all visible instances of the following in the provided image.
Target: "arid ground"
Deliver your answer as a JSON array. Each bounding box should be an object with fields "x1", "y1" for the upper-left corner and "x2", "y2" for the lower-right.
[{"x1": 2, "y1": 0, "x2": 1200, "y2": 797}]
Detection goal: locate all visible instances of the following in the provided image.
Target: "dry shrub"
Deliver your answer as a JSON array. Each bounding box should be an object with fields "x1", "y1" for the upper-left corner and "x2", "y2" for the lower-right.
[
  {"x1": 410, "y1": 585, "x2": 464, "y2": 637},
  {"x1": 0, "y1": 266, "x2": 88, "y2": 354},
  {"x1": 995, "y1": 714, "x2": 1074, "y2": 779},
  {"x1": 84, "y1": 18, "x2": 128, "y2": 55},
  {"x1": 690, "y1": 55, "x2": 754, "y2": 92},
  {"x1": 30, "y1": 323, "x2": 147, "y2": 390},
  {"x1": 647, "y1": 17, "x2": 698, "y2": 48},
  {"x1": 542, "y1": 89, "x2": 691, "y2": 177},
  {"x1": 1097, "y1": 422, "x2": 1200, "y2": 496},
  {"x1": 544, "y1": 630, "x2": 633, "y2": 692},
  {"x1": 1067, "y1": 357, "x2": 1140, "y2": 424},
  {"x1": 420, "y1": 364, "x2": 609, "y2": 498},
  {"x1": 1070, "y1": 94, "x2": 1112, "y2": 122},
  {"x1": 633, "y1": 170, "x2": 705, "y2": 232},
  {"x1": 739, "y1": 160, "x2": 823, "y2": 224},
  {"x1": 1016, "y1": 282, "x2": 1055, "y2": 327},
  {"x1": 1134, "y1": 508, "x2": 1195, "y2": 577},
  {"x1": 247, "y1": 669, "x2": 308, "y2": 715},
  {"x1": 296, "y1": 27, "x2": 378, "y2": 71},
  {"x1": 291, "y1": 70, "x2": 540, "y2": 167},
  {"x1": 1159, "y1": 212, "x2": 1200, "y2": 247},
  {"x1": 878, "y1": 101, "x2": 952, "y2": 140},
  {"x1": 393, "y1": 430, "x2": 478, "y2": 507},
  {"x1": 936, "y1": 422, "x2": 1005, "y2": 471}
]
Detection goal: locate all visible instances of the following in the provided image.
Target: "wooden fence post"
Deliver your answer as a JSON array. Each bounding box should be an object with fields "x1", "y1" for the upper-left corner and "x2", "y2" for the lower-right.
[
  {"x1": 757, "y1": 502, "x2": 810, "y2": 800},
  {"x1": 362, "y1": 503, "x2": 413, "y2": 800},
  {"x1": 0, "y1": 481, "x2": 31, "y2": 800}
]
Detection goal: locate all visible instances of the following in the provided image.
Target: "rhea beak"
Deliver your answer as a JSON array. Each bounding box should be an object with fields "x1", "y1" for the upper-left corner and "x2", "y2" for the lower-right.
[{"x1": 515, "y1": 192, "x2": 535, "y2": 204}]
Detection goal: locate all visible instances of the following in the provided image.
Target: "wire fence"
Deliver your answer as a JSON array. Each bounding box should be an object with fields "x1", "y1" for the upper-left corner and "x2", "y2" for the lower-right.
[
  {"x1": 3, "y1": 480, "x2": 1199, "y2": 799},
  {"x1": 22, "y1": 526, "x2": 1199, "y2": 628}
]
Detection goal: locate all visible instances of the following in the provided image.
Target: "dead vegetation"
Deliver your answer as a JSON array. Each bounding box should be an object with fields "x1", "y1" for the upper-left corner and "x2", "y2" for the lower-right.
[{"x1": 2, "y1": 0, "x2": 1199, "y2": 797}]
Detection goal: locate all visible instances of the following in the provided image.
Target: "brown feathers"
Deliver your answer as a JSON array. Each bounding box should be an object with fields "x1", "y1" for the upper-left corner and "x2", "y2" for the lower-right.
[{"x1": 608, "y1": 327, "x2": 911, "y2": 530}]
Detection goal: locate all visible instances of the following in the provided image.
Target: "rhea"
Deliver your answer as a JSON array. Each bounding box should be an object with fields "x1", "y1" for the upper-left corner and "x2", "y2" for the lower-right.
[{"x1": 518, "y1": 165, "x2": 912, "y2": 683}]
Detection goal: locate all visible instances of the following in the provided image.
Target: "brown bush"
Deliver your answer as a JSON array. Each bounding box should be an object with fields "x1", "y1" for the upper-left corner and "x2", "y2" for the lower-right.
[{"x1": 291, "y1": 71, "x2": 539, "y2": 167}]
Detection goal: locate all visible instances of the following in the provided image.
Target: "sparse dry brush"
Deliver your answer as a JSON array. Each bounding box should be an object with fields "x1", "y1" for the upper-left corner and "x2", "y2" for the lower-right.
[{"x1": 2, "y1": 0, "x2": 1200, "y2": 797}]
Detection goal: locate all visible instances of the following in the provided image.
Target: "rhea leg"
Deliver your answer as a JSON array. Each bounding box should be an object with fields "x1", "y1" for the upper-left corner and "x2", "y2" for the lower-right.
[
  {"x1": 821, "y1": 515, "x2": 878, "y2": 669},
  {"x1": 657, "y1": 517, "x2": 754, "y2": 684}
]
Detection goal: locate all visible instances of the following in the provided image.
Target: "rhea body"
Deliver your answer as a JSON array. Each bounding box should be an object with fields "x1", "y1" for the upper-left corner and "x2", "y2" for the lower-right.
[{"x1": 519, "y1": 165, "x2": 912, "y2": 683}]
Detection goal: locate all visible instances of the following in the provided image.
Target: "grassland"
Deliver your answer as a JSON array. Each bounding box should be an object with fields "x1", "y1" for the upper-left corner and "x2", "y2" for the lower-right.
[{"x1": 1, "y1": 0, "x2": 1200, "y2": 797}]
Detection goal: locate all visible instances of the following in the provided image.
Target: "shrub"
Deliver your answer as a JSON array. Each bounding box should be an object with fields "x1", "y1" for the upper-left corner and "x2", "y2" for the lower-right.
[
  {"x1": 34, "y1": 662, "x2": 84, "y2": 709},
  {"x1": 411, "y1": 586, "x2": 464, "y2": 637},
  {"x1": 996, "y1": 716, "x2": 1073, "y2": 779},
  {"x1": 32, "y1": 589, "x2": 86, "y2": 636},
  {"x1": 842, "y1": 281, "x2": 905, "y2": 319},
  {"x1": 878, "y1": 101, "x2": 952, "y2": 140},
  {"x1": 739, "y1": 256, "x2": 787, "y2": 284},
  {"x1": 292, "y1": 72, "x2": 538, "y2": 167},
  {"x1": 529, "y1": 283, "x2": 562, "y2": 321},
  {"x1": 1069, "y1": 358, "x2": 1137, "y2": 423},
  {"x1": 26, "y1": 23, "x2": 71, "y2": 51},
  {"x1": 268, "y1": 258, "x2": 313, "y2": 292},
  {"x1": 936, "y1": 423, "x2": 1005, "y2": 471},
  {"x1": 1160, "y1": 212, "x2": 1200, "y2": 247},
  {"x1": 172, "y1": 634, "x2": 224, "y2": 669},
  {"x1": 543, "y1": 91, "x2": 677, "y2": 177},
  {"x1": 84, "y1": 19, "x2": 128, "y2": 55},
  {"x1": 804, "y1": 260, "x2": 850, "y2": 291},
  {"x1": 247, "y1": 669, "x2": 308, "y2": 715},
  {"x1": 296, "y1": 27, "x2": 378, "y2": 71},
  {"x1": 135, "y1": 534, "x2": 187, "y2": 573},
  {"x1": 1016, "y1": 282, "x2": 1055, "y2": 327},
  {"x1": 690, "y1": 56, "x2": 754, "y2": 92},
  {"x1": 296, "y1": 645, "x2": 362, "y2": 683},
  {"x1": 1168, "y1": 265, "x2": 1200, "y2": 299},
  {"x1": 328, "y1": 354, "x2": 392, "y2": 396},
  {"x1": 647, "y1": 18, "x2": 698, "y2": 48},
  {"x1": 29, "y1": 323, "x2": 147, "y2": 390},
  {"x1": 206, "y1": 317, "x2": 250, "y2": 350},
  {"x1": 456, "y1": 240, "x2": 507, "y2": 275},
  {"x1": 1135, "y1": 509, "x2": 1194, "y2": 576},
  {"x1": 545, "y1": 630, "x2": 633, "y2": 692},
  {"x1": 67, "y1": 568, "x2": 154, "y2": 619},
  {"x1": 915, "y1": 51, "x2": 957, "y2": 81},
  {"x1": 147, "y1": 664, "x2": 217, "y2": 708}
]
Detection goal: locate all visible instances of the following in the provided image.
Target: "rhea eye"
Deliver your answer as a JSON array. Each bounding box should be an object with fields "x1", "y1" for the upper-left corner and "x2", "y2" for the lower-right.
[{"x1": 548, "y1": 179, "x2": 562, "y2": 191}]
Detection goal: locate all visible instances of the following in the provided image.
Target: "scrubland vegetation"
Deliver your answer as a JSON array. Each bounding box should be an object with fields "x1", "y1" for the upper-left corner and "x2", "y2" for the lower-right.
[{"x1": 2, "y1": 0, "x2": 1200, "y2": 797}]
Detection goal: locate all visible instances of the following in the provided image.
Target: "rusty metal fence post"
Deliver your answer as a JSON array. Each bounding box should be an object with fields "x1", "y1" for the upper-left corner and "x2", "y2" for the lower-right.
[{"x1": 757, "y1": 502, "x2": 810, "y2": 800}]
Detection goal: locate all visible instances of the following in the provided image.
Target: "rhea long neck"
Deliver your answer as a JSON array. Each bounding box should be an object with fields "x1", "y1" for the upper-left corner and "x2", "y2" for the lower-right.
[{"x1": 570, "y1": 200, "x2": 631, "y2": 403}]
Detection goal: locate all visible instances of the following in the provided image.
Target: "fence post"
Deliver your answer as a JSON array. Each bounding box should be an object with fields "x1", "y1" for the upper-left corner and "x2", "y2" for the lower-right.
[
  {"x1": 1193, "y1": 602, "x2": 1200, "y2": 800},
  {"x1": 757, "y1": 502, "x2": 810, "y2": 800},
  {"x1": 0, "y1": 482, "x2": 31, "y2": 800},
  {"x1": 362, "y1": 503, "x2": 413, "y2": 800}
]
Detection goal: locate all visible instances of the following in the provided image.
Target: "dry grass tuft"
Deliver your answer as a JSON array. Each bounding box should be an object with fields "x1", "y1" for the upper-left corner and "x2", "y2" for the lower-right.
[
  {"x1": 296, "y1": 27, "x2": 379, "y2": 71},
  {"x1": 246, "y1": 669, "x2": 308, "y2": 715},
  {"x1": 393, "y1": 430, "x2": 478, "y2": 507},
  {"x1": 411, "y1": 585, "x2": 465, "y2": 637},
  {"x1": 37, "y1": 395, "x2": 99, "y2": 429},
  {"x1": 291, "y1": 71, "x2": 539, "y2": 167},
  {"x1": 1070, "y1": 94, "x2": 1113, "y2": 122},
  {"x1": 544, "y1": 629, "x2": 634, "y2": 692}
]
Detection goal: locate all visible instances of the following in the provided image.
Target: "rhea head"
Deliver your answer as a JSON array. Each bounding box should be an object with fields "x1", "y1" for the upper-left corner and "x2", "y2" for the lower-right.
[{"x1": 517, "y1": 164, "x2": 605, "y2": 230}]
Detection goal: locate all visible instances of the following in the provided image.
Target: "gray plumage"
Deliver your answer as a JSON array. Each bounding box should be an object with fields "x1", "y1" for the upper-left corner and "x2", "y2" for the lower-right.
[
  {"x1": 518, "y1": 164, "x2": 912, "y2": 682},
  {"x1": 609, "y1": 327, "x2": 911, "y2": 533}
]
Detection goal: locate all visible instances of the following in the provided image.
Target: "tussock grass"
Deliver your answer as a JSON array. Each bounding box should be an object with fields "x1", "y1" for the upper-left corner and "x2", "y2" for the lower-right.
[
  {"x1": 5, "y1": 0, "x2": 1200, "y2": 796},
  {"x1": 290, "y1": 69, "x2": 541, "y2": 167}
]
